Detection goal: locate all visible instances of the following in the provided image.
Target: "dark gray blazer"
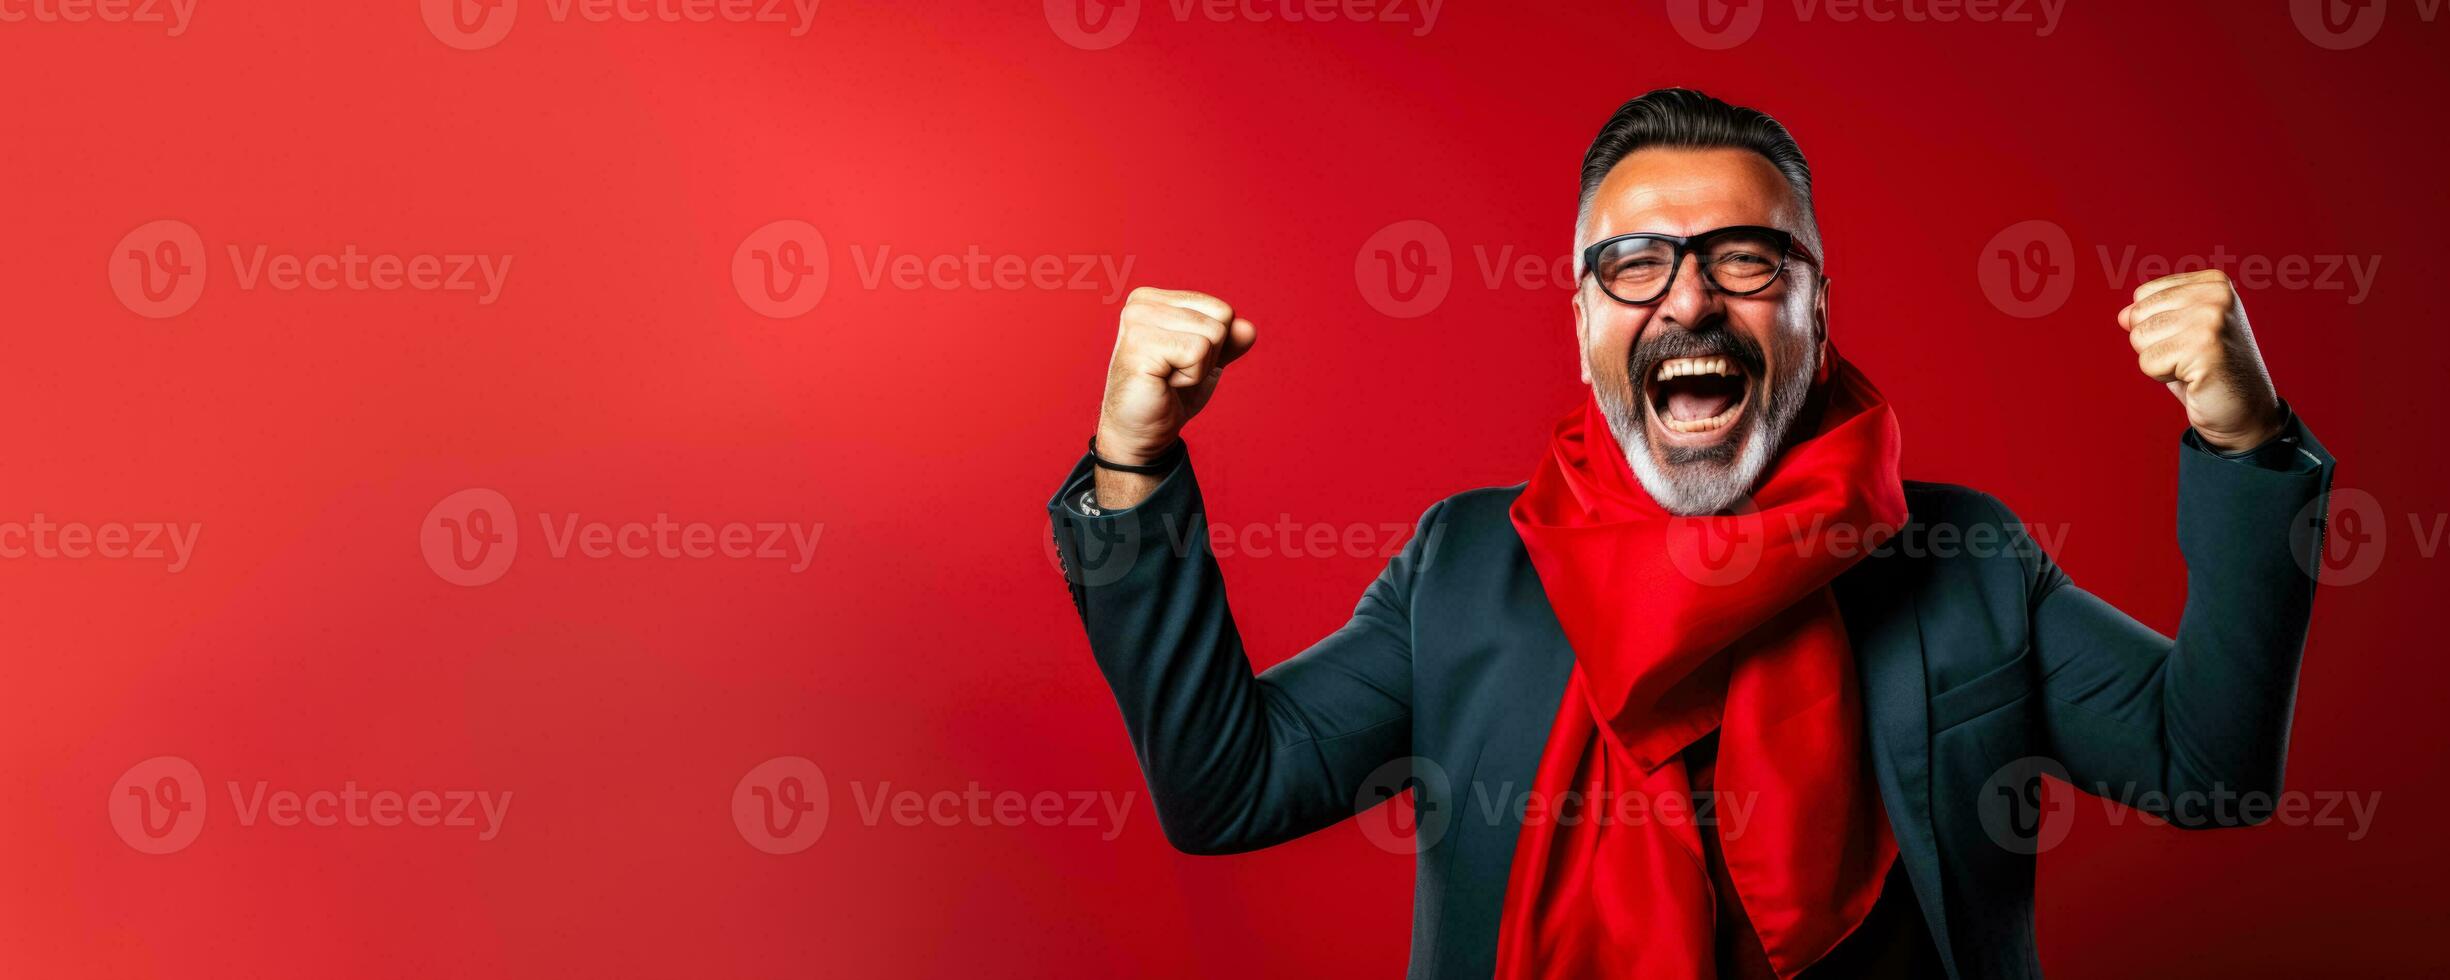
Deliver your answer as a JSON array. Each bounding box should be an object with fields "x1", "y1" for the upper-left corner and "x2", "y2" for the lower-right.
[{"x1": 1046, "y1": 417, "x2": 2333, "y2": 979}]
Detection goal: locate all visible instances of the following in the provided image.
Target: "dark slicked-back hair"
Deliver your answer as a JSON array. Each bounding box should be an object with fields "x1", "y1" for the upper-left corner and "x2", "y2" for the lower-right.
[{"x1": 1575, "y1": 88, "x2": 1821, "y2": 256}]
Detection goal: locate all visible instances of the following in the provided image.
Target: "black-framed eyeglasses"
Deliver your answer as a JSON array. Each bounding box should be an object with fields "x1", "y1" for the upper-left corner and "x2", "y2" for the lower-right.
[{"x1": 1578, "y1": 225, "x2": 1819, "y2": 305}]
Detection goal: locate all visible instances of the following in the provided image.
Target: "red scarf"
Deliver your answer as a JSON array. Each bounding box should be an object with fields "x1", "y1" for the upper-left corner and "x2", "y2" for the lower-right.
[{"x1": 1495, "y1": 355, "x2": 1906, "y2": 979}]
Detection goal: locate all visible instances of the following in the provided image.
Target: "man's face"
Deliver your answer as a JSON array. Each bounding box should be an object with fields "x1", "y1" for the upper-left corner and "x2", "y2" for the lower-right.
[{"x1": 1574, "y1": 147, "x2": 1826, "y2": 516}]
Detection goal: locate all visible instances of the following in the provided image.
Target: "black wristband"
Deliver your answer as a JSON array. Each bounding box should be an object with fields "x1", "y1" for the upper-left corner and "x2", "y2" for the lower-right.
[{"x1": 1088, "y1": 434, "x2": 1183, "y2": 475}]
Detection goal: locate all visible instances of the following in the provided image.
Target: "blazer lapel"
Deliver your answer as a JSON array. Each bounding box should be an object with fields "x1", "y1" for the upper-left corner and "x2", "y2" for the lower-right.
[{"x1": 1836, "y1": 555, "x2": 1958, "y2": 978}]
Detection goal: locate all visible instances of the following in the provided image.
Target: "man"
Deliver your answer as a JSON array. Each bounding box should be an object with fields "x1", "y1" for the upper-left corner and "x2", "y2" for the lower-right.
[{"x1": 1045, "y1": 89, "x2": 2333, "y2": 979}]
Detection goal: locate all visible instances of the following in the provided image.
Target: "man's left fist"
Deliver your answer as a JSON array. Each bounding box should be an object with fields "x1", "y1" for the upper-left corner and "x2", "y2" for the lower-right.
[{"x1": 2117, "y1": 269, "x2": 2285, "y2": 452}]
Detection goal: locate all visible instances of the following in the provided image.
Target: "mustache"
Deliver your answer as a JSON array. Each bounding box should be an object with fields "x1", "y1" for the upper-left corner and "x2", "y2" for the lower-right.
[{"x1": 1625, "y1": 326, "x2": 1767, "y2": 385}]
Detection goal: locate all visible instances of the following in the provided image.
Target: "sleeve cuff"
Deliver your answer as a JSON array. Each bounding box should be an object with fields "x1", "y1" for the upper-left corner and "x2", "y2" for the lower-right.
[
  {"x1": 1050, "y1": 449, "x2": 1193, "y2": 519},
  {"x1": 2175, "y1": 405, "x2": 2335, "y2": 576},
  {"x1": 2183, "y1": 402, "x2": 2326, "y2": 473},
  {"x1": 1045, "y1": 447, "x2": 1205, "y2": 606}
]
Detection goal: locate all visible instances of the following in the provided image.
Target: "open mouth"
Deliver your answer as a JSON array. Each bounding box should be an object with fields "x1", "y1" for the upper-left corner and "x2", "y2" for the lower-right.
[{"x1": 1645, "y1": 355, "x2": 1752, "y2": 441}]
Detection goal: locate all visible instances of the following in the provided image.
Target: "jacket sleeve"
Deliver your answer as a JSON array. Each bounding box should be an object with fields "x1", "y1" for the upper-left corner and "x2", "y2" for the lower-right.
[
  {"x1": 1047, "y1": 450, "x2": 1428, "y2": 854},
  {"x1": 2016, "y1": 414, "x2": 2336, "y2": 827}
]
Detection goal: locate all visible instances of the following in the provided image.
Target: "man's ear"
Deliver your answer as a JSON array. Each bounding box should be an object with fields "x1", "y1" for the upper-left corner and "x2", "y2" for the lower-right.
[
  {"x1": 1812, "y1": 275, "x2": 1830, "y2": 345},
  {"x1": 1813, "y1": 276, "x2": 1833, "y2": 382},
  {"x1": 1572, "y1": 290, "x2": 1592, "y2": 384}
]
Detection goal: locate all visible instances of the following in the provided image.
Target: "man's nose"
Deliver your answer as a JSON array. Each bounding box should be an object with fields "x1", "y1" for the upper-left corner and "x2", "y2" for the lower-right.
[{"x1": 1652, "y1": 252, "x2": 1723, "y2": 329}]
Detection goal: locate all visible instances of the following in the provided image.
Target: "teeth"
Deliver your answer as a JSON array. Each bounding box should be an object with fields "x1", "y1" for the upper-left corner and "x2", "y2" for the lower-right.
[
  {"x1": 1661, "y1": 404, "x2": 1742, "y2": 433},
  {"x1": 1653, "y1": 356, "x2": 1736, "y2": 380}
]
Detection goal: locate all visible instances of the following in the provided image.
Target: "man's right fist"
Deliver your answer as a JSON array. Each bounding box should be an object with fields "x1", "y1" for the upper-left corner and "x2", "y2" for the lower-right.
[{"x1": 1095, "y1": 287, "x2": 1259, "y2": 467}]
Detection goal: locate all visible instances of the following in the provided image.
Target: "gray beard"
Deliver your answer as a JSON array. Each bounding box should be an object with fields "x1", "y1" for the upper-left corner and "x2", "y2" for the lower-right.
[{"x1": 1595, "y1": 350, "x2": 1816, "y2": 516}]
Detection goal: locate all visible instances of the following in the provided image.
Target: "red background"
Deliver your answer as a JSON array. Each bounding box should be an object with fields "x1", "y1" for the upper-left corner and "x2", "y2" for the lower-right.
[{"x1": 4, "y1": 0, "x2": 2445, "y2": 976}]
